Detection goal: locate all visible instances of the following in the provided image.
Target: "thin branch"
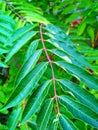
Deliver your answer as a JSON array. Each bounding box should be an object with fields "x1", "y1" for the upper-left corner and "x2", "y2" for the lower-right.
[{"x1": 40, "y1": 24, "x2": 60, "y2": 115}]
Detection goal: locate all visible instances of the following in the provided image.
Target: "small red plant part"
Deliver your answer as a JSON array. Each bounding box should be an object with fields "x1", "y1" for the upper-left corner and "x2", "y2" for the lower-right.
[
  {"x1": 67, "y1": 20, "x2": 80, "y2": 35},
  {"x1": 71, "y1": 20, "x2": 80, "y2": 26}
]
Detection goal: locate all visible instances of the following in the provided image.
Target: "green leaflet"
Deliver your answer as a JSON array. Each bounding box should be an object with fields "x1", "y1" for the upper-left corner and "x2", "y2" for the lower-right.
[
  {"x1": 5, "y1": 30, "x2": 37, "y2": 62},
  {"x1": 7, "y1": 106, "x2": 22, "y2": 130},
  {"x1": 59, "y1": 96, "x2": 98, "y2": 128},
  {"x1": 0, "y1": 14, "x2": 16, "y2": 28},
  {"x1": 6, "y1": 23, "x2": 36, "y2": 46},
  {"x1": 77, "y1": 22, "x2": 86, "y2": 36},
  {"x1": 27, "y1": 121, "x2": 37, "y2": 130},
  {"x1": 0, "y1": 45, "x2": 8, "y2": 54},
  {"x1": 86, "y1": 56, "x2": 98, "y2": 61},
  {"x1": 87, "y1": 26, "x2": 95, "y2": 42},
  {"x1": 0, "y1": 35, "x2": 7, "y2": 44},
  {"x1": 59, "y1": 114, "x2": 78, "y2": 130},
  {"x1": 13, "y1": 2, "x2": 41, "y2": 14},
  {"x1": 58, "y1": 79, "x2": 98, "y2": 113},
  {"x1": 0, "y1": 26, "x2": 12, "y2": 37},
  {"x1": 37, "y1": 99, "x2": 53, "y2": 130},
  {"x1": 0, "y1": 0, "x2": 6, "y2": 11},
  {"x1": 0, "y1": 22, "x2": 14, "y2": 32},
  {"x1": 47, "y1": 116, "x2": 59, "y2": 130},
  {"x1": 24, "y1": 39, "x2": 39, "y2": 62},
  {"x1": 66, "y1": 13, "x2": 79, "y2": 23},
  {"x1": 55, "y1": 61, "x2": 98, "y2": 90},
  {"x1": 62, "y1": 5, "x2": 76, "y2": 15},
  {"x1": 49, "y1": 49, "x2": 84, "y2": 69},
  {"x1": 21, "y1": 80, "x2": 51, "y2": 123},
  {"x1": 1, "y1": 62, "x2": 48, "y2": 110},
  {"x1": 15, "y1": 49, "x2": 42, "y2": 87}
]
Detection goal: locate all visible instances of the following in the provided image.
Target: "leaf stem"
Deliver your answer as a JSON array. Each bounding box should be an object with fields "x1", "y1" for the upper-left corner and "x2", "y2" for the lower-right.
[
  {"x1": 4, "y1": 0, "x2": 26, "y2": 21},
  {"x1": 40, "y1": 24, "x2": 60, "y2": 115}
]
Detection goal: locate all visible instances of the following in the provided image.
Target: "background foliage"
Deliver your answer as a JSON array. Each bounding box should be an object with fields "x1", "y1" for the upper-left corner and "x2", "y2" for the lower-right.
[{"x1": 0, "y1": 0, "x2": 98, "y2": 130}]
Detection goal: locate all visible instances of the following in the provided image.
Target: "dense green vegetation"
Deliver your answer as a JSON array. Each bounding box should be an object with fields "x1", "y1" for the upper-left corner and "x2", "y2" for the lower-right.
[{"x1": 0, "y1": 0, "x2": 98, "y2": 129}]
